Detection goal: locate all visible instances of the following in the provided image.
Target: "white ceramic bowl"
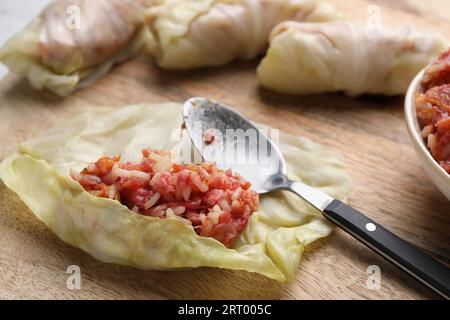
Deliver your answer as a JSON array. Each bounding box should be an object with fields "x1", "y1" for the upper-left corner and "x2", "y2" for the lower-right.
[{"x1": 405, "y1": 69, "x2": 450, "y2": 200}]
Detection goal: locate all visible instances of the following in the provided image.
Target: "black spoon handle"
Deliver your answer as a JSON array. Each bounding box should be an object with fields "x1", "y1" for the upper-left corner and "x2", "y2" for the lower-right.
[{"x1": 324, "y1": 199, "x2": 450, "y2": 299}]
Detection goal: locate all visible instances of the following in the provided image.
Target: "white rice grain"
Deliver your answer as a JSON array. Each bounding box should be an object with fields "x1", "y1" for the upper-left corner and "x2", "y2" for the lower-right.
[
  {"x1": 143, "y1": 192, "x2": 161, "y2": 210},
  {"x1": 182, "y1": 187, "x2": 192, "y2": 201},
  {"x1": 218, "y1": 199, "x2": 231, "y2": 211},
  {"x1": 172, "y1": 206, "x2": 186, "y2": 215},
  {"x1": 112, "y1": 165, "x2": 150, "y2": 181},
  {"x1": 208, "y1": 205, "x2": 222, "y2": 225},
  {"x1": 108, "y1": 185, "x2": 117, "y2": 199},
  {"x1": 192, "y1": 173, "x2": 209, "y2": 192},
  {"x1": 428, "y1": 133, "x2": 437, "y2": 150}
]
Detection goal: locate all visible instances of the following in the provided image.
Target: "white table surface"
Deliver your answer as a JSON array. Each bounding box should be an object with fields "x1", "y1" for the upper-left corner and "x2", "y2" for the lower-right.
[{"x1": 0, "y1": 0, "x2": 51, "y2": 78}]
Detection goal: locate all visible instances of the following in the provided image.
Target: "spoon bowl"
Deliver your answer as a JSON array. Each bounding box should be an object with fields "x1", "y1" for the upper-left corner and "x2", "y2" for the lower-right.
[{"x1": 183, "y1": 97, "x2": 288, "y2": 194}]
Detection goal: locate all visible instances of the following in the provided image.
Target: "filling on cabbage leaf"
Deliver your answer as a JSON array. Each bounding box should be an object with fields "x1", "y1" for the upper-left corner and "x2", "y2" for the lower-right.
[
  {"x1": 71, "y1": 149, "x2": 259, "y2": 248},
  {"x1": 0, "y1": 103, "x2": 351, "y2": 282}
]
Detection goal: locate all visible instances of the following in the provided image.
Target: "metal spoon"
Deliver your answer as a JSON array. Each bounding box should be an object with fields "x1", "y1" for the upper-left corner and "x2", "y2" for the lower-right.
[{"x1": 182, "y1": 97, "x2": 450, "y2": 299}]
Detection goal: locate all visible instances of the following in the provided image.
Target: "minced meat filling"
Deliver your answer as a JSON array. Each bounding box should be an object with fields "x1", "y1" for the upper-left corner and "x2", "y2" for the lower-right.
[
  {"x1": 417, "y1": 49, "x2": 450, "y2": 173},
  {"x1": 71, "y1": 149, "x2": 259, "y2": 247}
]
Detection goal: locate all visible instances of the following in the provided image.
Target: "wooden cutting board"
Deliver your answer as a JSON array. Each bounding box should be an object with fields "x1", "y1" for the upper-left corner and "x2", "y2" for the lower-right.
[{"x1": 0, "y1": 0, "x2": 449, "y2": 300}]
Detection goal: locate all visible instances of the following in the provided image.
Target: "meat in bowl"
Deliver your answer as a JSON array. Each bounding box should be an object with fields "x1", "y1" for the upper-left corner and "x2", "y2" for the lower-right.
[{"x1": 416, "y1": 49, "x2": 450, "y2": 173}]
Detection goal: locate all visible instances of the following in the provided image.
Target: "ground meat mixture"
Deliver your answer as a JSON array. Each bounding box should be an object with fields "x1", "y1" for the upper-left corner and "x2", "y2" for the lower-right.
[{"x1": 416, "y1": 49, "x2": 450, "y2": 173}]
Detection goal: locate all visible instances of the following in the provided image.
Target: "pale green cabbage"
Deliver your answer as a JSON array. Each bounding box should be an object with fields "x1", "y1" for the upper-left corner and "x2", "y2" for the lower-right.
[
  {"x1": 145, "y1": 0, "x2": 341, "y2": 69},
  {"x1": 0, "y1": 0, "x2": 158, "y2": 96},
  {"x1": 0, "y1": 103, "x2": 351, "y2": 282},
  {"x1": 257, "y1": 21, "x2": 449, "y2": 96}
]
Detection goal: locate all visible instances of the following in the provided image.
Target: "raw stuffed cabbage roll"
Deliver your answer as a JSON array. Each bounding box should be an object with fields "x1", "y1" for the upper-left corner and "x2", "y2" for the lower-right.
[
  {"x1": 257, "y1": 21, "x2": 449, "y2": 96},
  {"x1": 0, "y1": 0, "x2": 161, "y2": 96},
  {"x1": 0, "y1": 103, "x2": 350, "y2": 282},
  {"x1": 145, "y1": 0, "x2": 341, "y2": 69}
]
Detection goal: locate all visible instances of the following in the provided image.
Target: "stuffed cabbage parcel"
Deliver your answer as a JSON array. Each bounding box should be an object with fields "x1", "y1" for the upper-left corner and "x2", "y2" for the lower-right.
[
  {"x1": 145, "y1": 0, "x2": 341, "y2": 69},
  {"x1": 0, "y1": 0, "x2": 161, "y2": 96},
  {"x1": 257, "y1": 21, "x2": 449, "y2": 96},
  {"x1": 0, "y1": 103, "x2": 350, "y2": 282}
]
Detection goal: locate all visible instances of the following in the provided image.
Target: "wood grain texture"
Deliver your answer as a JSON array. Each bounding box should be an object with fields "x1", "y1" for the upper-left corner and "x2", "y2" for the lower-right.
[{"x1": 0, "y1": 0, "x2": 449, "y2": 300}]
